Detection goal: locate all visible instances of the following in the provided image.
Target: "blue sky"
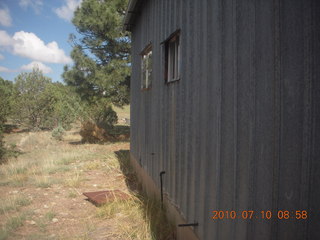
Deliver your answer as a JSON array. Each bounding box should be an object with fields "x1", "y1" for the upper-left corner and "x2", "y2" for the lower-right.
[{"x1": 0, "y1": 0, "x2": 82, "y2": 82}]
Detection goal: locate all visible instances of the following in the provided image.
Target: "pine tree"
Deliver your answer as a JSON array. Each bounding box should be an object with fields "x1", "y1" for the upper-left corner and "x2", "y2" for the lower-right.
[{"x1": 63, "y1": 0, "x2": 130, "y2": 107}]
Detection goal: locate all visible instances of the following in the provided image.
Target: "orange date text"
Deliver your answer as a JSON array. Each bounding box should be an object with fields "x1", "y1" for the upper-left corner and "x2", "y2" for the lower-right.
[{"x1": 211, "y1": 210, "x2": 308, "y2": 220}]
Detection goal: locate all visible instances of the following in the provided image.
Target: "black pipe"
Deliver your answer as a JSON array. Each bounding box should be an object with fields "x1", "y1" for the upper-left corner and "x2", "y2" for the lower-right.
[
  {"x1": 178, "y1": 223, "x2": 199, "y2": 227},
  {"x1": 160, "y1": 171, "x2": 166, "y2": 209}
]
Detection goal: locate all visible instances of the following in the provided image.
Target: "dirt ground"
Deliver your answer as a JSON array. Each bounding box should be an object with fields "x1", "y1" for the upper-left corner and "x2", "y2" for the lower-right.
[{"x1": 0, "y1": 126, "x2": 154, "y2": 240}]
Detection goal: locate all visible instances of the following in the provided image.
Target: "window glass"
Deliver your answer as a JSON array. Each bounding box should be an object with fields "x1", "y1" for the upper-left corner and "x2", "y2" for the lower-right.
[
  {"x1": 141, "y1": 46, "x2": 152, "y2": 89},
  {"x1": 166, "y1": 32, "x2": 180, "y2": 82}
]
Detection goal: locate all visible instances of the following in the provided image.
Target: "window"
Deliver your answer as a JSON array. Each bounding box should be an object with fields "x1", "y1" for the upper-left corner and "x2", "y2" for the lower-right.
[
  {"x1": 165, "y1": 30, "x2": 180, "y2": 82},
  {"x1": 141, "y1": 44, "x2": 152, "y2": 89}
]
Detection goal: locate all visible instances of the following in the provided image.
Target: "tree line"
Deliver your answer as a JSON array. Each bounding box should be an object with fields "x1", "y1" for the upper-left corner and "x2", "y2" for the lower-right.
[{"x1": 0, "y1": 0, "x2": 130, "y2": 161}]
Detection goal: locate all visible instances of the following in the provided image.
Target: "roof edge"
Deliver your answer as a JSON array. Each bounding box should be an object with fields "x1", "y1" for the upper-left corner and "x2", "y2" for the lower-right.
[{"x1": 123, "y1": 0, "x2": 142, "y2": 32}]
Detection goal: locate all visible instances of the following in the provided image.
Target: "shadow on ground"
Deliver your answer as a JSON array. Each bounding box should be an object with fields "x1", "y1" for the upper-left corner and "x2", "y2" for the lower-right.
[
  {"x1": 3, "y1": 124, "x2": 30, "y2": 134},
  {"x1": 68, "y1": 141, "x2": 83, "y2": 145},
  {"x1": 69, "y1": 125, "x2": 130, "y2": 145},
  {"x1": 115, "y1": 150, "x2": 176, "y2": 240},
  {"x1": 108, "y1": 125, "x2": 130, "y2": 136}
]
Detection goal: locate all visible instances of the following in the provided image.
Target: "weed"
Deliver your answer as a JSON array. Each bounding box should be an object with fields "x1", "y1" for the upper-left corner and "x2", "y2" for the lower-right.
[
  {"x1": 45, "y1": 211, "x2": 56, "y2": 221},
  {"x1": 76, "y1": 220, "x2": 96, "y2": 240},
  {"x1": 8, "y1": 165, "x2": 28, "y2": 175},
  {"x1": 46, "y1": 165, "x2": 70, "y2": 174},
  {"x1": 64, "y1": 171, "x2": 83, "y2": 187},
  {"x1": 4, "y1": 159, "x2": 32, "y2": 176},
  {"x1": 16, "y1": 197, "x2": 32, "y2": 207},
  {"x1": 5, "y1": 213, "x2": 26, "y2": 232},
  {"x1": 0, "y1": 181, "x2": 9, "y2": 186},
  {"x1": 83, "y1": 161, "x2": 101, "y2": 170},
  {"x1": 36, "y1": 181, "x2": 52, "y2": 188},
  {"x1": 26, "y1": 233, "x2": 47, "y2": 240},
  {"x1": 35, "y1": 219, "x2": 47, "y2": 233},
  {"x1": 0, "y1": 229, "x2": 8, "y2": 240},
  {"x1": 0, "y1": 195, "x2": 32, "y2": 215},
  {"x1": 68, "y1": 191, "x2": 77, "y2": 198},
  {"x1": 57, "y1": 157, "x2": 75, "y2": 165},
  {"x1": 33, "y1": 176, "x2": 55, "y2": 188},
  {"x1": 8, "y1": 174, "x2": 29, "y2": 187}
]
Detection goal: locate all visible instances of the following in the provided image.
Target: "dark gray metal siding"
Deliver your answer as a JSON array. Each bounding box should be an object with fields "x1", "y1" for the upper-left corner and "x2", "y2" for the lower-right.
[{"x1": 129, "y1": 0, "x2": 320, "y2": 239}]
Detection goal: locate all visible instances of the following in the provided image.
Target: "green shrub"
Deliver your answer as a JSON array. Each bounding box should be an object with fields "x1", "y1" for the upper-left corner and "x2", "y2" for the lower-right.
[
  {"x1": 83, "y1": 103, "x2": 118, "y2": 130},
  {"x1": 11, "y1": 69, "x2": 82, "y2": 131},
  {"x1": 4, "y1": 144, "x2": 21, "y2": 160},
  {"x1": 79, "y1": 104, "x2": 120, "y2": 143},
  {"x1": 96, "y1": 105, "x2": 118, "y2": 130},
  {"x1": 0, "y1": 77, "x2": 13, "y2": 164},
  {"x1": 51, "y1": 125, "x2": 65, "y2": 141}
]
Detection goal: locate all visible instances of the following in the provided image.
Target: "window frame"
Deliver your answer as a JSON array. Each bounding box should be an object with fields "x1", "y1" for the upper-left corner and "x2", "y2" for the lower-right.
[
  {"x1": 140, "y1": 43, "x2": 152, "y2": 90},
  {"x1": 164, "y1": 30, "x2": 181, "y2": 83}
]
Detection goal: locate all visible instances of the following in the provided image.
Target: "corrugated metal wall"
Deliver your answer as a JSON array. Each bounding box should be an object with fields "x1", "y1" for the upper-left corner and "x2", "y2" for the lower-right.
[{"x1": 129, "y1": 0, "x2": 320, "y2": 239}]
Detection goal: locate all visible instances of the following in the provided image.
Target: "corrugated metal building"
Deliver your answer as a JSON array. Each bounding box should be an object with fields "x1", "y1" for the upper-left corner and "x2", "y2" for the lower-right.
[{"x1": 124, "y1": 0, "x2": 320, "y2": 239}]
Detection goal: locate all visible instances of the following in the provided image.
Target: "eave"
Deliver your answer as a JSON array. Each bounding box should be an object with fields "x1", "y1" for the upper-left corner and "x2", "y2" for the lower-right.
[{"x1": 123, "y1": 0, "x2": 143, "y2": 32}]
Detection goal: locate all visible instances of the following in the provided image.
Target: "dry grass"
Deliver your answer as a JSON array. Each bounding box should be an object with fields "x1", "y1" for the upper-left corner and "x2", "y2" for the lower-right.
[
  {"x1": 0, "y1": 114, "x2": 174, "y2": 239},
  {"x1": 96, "y1": 198, "x2": 152, "y2": 239},
  {"x1": 95, "y1": 194, "x2": 175, "y2": 240},
  {"x1": 0, "y1": 194, "x2": 32, "y2": 215},
  {"x1": 64, "y1": 170, "x2": 83, "y2": 188}
]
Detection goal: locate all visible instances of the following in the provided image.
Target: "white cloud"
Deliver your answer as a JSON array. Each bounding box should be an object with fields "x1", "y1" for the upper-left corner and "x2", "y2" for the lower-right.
[
  {"x1": 0, "y1": 30, "x2": 12, "y2": 47},
  {"x1": 0, "y1": 66, "x2": 13, "y2": 72},
  {"x1": 0, "y1": 7, "x2": 12, "y2": 27},
  {"x1": 19, "y1": 0, "x2": 43, "y2": 14},
  {"x1": 12, "y1": 31, "x2": 72, "y2": 63},
  {"x1": 0, "y1": 30, "x2": 72, "y2": 64},
  {"x1": 0, "y1": 53, "x2": 4, "y2": 60},
  {"x1": 21, "y1": 61, "x2": 52, "y2": 74},
  {"x1": 0, "y1": 61, "x2": 52, "y2": 74},
  {"x1": 54, "y1": 0, "x2": 82, "y2": 21}
]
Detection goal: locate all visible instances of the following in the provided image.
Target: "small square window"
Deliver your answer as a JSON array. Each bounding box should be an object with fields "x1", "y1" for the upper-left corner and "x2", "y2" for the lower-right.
[
  {"x1": 141, "y1": 44, "x2": 152, "y2": 90},
  {"x1": 165, "y1": 31, "x2": 180, "y2": 82}
]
